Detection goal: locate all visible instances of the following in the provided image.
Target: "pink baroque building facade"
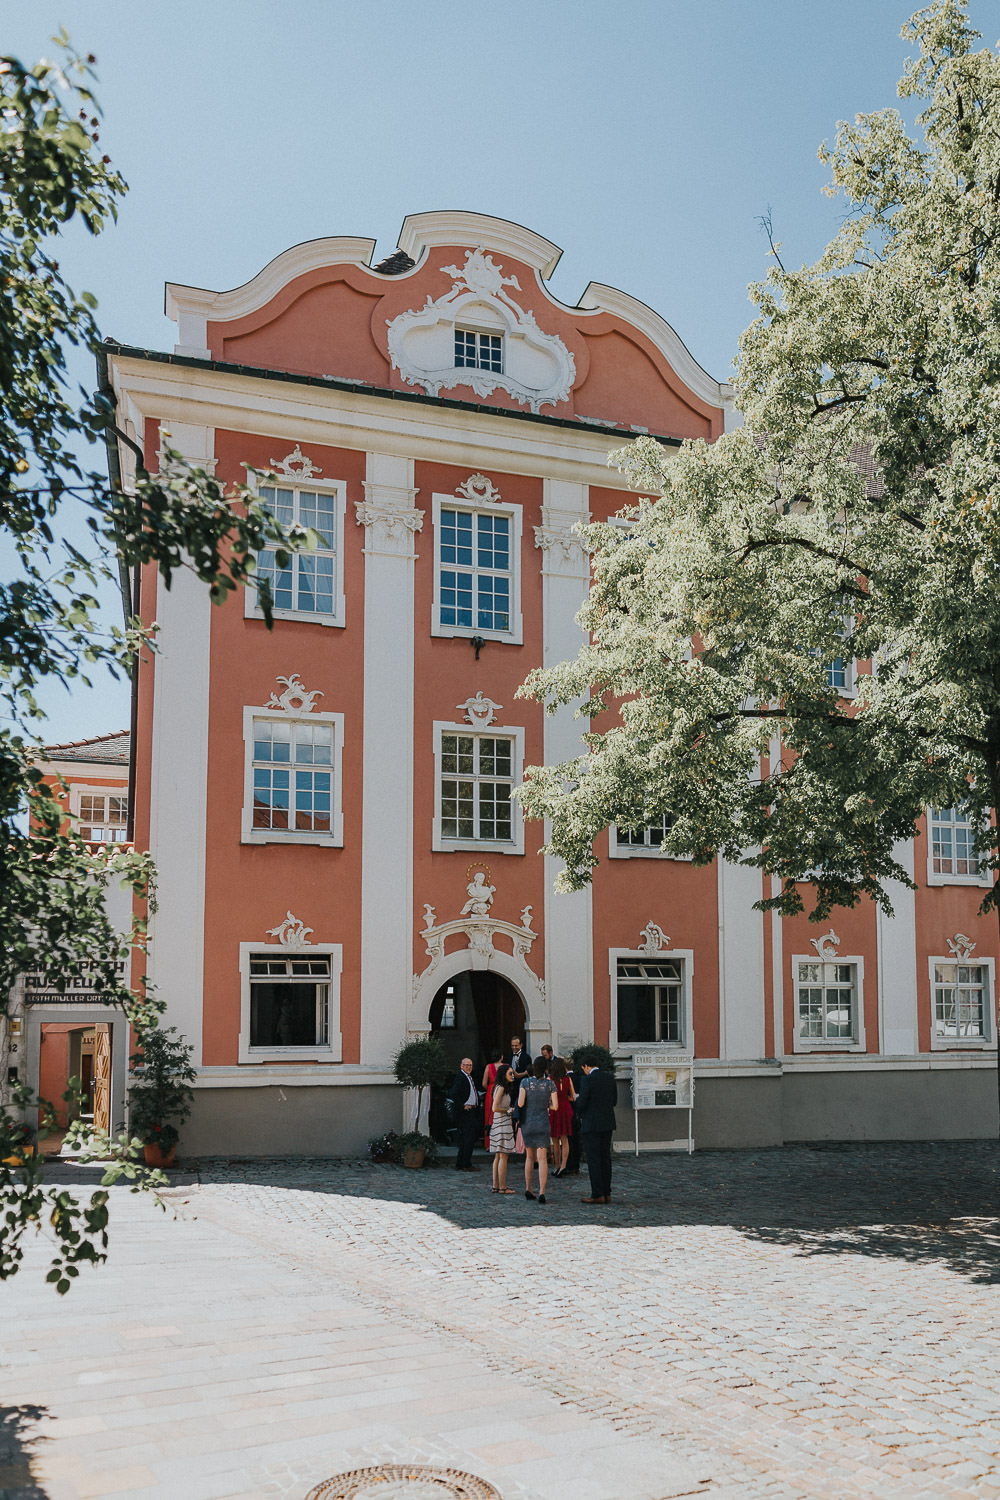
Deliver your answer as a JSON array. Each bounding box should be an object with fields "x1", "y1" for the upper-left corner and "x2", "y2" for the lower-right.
[{"x1": 94, "y1": 211, "x2": 998, "y2": 1154}]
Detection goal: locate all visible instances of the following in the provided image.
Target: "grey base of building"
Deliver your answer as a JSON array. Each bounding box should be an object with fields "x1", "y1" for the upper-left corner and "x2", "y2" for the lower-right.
[{"x1": 179, "y1": 1067, "x2": 1000, "y2": 1157}]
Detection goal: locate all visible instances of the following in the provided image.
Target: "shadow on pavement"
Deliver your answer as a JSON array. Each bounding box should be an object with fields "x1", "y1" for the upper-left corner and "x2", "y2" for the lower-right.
[
  {"x1": 188, "y1": 1140, "x2": 1000, "y2": 1285},
  {"x1": 0, "y1": 1405, "x2": 50, "y2": 1498}
]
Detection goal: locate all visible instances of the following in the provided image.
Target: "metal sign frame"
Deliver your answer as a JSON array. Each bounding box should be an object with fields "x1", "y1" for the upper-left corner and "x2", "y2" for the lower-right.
[{"x1": 630, "y1": 1048, "x2": 695, "y2": 1154}]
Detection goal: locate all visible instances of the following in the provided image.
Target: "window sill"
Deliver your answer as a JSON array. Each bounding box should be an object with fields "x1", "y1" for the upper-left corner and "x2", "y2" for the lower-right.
[
  {"x1": 240, "y1": 1047, "x2": 341, "y2": 1064},
  {"x1": 608, "y1": 847, "x2": 693, "y2": 862},
  {"x1": 792, "y1": 1040, "x2": 865, "y2": 1054},
  {"x1": 930, "y1": 1038, "x2": 993, "y2": 1050},
  {"x1": 925, "y1": 873, "x2": 992, "y2": 888},
  {"x1": 434, "y1": 838, "x2": 523, "y2": 856},
  {"x1": 242, "y1": 830, "x2": 344, "y2": 848},
  {"x1": 431, "y1": 622, "x2": 523, "y2": 647},
  {"x1": 247, "y1": 605, "x2": 346, "y2": 629}
]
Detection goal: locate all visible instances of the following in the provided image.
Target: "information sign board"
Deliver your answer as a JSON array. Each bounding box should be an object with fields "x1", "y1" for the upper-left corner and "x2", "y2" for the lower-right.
[{"x1": 629, "y1": 1048, "x2": 695, "y2": 1154}]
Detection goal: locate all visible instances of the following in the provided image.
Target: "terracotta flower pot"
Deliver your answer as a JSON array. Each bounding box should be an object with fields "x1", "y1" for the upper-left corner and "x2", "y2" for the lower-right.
[
  {"x1": 402, "y1": 1146, "x2": 426, "y2": 1170},
  {"x1": 143, "y1": 1141, "x2": 177, "y2": 1168}
]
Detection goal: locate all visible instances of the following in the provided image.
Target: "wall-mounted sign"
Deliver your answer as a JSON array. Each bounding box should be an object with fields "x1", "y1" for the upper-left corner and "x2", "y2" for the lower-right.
[{"x1": 630, "y1": 1048, "x2": 695, "y2": 1153}]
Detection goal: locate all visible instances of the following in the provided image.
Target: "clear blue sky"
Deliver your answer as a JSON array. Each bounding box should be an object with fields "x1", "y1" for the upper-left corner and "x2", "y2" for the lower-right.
[{"x1": 5, "y1": 0, "x2": 997, "y2": 745}]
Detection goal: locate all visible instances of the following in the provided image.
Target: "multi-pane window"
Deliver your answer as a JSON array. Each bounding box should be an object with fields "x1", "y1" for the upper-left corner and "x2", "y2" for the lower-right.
[
  {"x1": 440, "y1": 733, "x2": 513, "y2": 843},
  {"x1": 614, "y1": 814, "x2": 675, "y2": 852},
  {"x1": 252, "y1": 718, "x2": 332, "y2": 833},
  {"x1": 439, "y1": 507, "x2": 511, "y2": 632},
  {"x1": 78, "y1": 793, "x2": 128, "y2": 843},
  {"x1": 797, "y1": 961, "x2": 858, "y2": 1043},
  {"x1": 256, "y1": 484, "x2": 337, "y2": 617},
  {"x1": 616, "y1": 959, "x2": 684, "y2": 1045},
  {"x1": 826, "y1": 656, "x2": 850, "y2": 691},
  {"x1": 248, "y1": 953, "x2": 330, "y2": 1049},
  {"x1": 933, "y1": 963, "x2": 988, "y2": 1041},
  {"x1": 930, "y1": 805, "x2": 982, "y2": 878},
  {"x1": 455, "y1": 328, "x2": 503, "y2": 372}
]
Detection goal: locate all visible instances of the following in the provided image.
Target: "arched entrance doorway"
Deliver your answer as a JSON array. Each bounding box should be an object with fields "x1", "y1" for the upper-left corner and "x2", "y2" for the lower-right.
[{"x1": 429, "y1": 970, "x2": 526, "y2": 1074}]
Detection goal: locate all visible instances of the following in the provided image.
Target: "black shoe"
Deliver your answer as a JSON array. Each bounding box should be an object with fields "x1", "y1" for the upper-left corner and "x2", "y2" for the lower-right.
[
  {"x1": 538, "y1": 1194, "x2": 546, "y2": 1204},
  {"x1": 525, "y1": 1189, "x2": 535, "y2": 1199}
]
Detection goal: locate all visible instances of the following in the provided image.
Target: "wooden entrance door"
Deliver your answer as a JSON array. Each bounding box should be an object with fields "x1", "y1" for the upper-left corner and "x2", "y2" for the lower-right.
[{"x1": 92, "y1": 1025, "x2": 111, "y2": 1134}]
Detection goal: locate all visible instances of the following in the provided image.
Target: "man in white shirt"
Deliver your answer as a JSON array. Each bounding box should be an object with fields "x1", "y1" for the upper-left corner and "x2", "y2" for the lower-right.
[{"x1": 447, "y1": 1057, "x2": 481, "y2": 1171}]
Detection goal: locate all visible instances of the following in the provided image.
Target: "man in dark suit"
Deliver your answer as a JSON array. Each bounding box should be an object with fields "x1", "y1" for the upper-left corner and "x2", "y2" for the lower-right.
[
  {"x1": 509, "y1": 1036, "x2": 531, "y2": 1084},
  {"x1": 576, "y1": 1059, "x2": 617, "y2": 1203},
  {"x1": 447, "y1": 1057, "x2": 481, "y2": 1171}
]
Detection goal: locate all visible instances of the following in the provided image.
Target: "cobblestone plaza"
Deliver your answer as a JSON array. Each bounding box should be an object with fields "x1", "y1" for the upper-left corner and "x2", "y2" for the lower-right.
[{"x1": 2, "y1": 1142, "x2": 998, "y2": 1498}]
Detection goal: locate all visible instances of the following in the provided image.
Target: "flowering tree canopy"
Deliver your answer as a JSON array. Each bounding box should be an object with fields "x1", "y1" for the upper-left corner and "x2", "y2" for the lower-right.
[{"x1": 519, "y1": 1, "x2": 1000, "y2": 927}]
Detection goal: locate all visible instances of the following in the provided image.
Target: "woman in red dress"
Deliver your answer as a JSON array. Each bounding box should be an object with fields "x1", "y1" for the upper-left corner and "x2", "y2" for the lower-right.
[
  {"x1": 481, "y1": 1048, "x2": 504, "y2": 1149},
  {"x1": 548, "y1": 1055, "x2": 577, "y2": 1176}
]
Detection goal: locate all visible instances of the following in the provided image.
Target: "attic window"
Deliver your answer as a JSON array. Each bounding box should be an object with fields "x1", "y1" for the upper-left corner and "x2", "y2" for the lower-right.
[{"x1": 455, "y1": 328, "x2": 503, "y2": 373}]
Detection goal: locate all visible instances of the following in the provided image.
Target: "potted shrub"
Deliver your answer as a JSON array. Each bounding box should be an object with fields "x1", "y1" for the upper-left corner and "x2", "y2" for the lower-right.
[
  {"x1": 570, "y1": 1042, "x2": 618, "y2": 1076},
  {"x1": 392, "y1": 1036, "x2": 450, "y2": 1134},
  {"x1": 367, "y1": 1129, "x2": 399, "y2": 1164},
  {"x1": 127, "y1": 1027, "x2": 196, "y2": 1167},
  {"x1": 392, "y1": 1131, "x2": 438, "y2": 1169}
]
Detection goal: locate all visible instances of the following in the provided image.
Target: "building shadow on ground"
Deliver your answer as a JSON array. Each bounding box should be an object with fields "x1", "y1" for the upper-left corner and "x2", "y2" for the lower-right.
[
  {"x1": 0, "y1": 1405, "x2": 50, "y2": 1497},
  {"x1": 48, "y1": 1140, "x2": 1000, "y2": 1285}
]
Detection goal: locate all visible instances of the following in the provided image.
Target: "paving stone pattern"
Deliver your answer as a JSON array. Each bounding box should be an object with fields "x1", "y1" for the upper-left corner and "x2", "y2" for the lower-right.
[{"x1": 0, "y1": 1142, "x2": 997, "y2": 1499}]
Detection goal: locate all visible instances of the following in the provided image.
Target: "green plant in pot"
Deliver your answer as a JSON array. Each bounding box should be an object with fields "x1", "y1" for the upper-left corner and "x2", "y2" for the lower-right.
[
  {"x1": 392, "y1": 1131, "x2": 439, "y2": 1169},
  {"x1": 570, "y1": 1042, "x2": 618, "y2": 1077},
  {"x1": 392, "y1": 1036, "x2": 450, "y2": 1136},
  {"x1": 127, "y1": 1027, "x2": 196, "y2": 1167}
]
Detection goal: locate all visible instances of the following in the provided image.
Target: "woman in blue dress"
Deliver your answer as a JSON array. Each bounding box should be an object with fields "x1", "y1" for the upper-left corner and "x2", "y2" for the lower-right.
[{"x1": 517, "y1": 1057, "x2": 558, "y2": 1203}]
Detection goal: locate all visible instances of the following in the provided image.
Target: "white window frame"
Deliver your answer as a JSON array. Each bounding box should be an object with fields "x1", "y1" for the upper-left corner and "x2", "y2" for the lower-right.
[
  {"x1": 609, "y1": 815, "x2": 692, "y2": 862},
  {"x1": 243, "y1": 470, "x2": 347, "y2": 628},
  {"x1": 238, "y1": 942, "x2": 342, "y2": 1063},
  {"x1": 609, "y1": 945, "x2": 694, "y2": 1058},
  {"x1": 927, "y1": 954, "x2": 995, "y2": 1050},
  {"x1": 69, "y1": 784, "x2": 129, "y2": 844},
  {"x1": 925, "y1": 805, "x2": 993, "y2": 888},
  {"x1": 824, "y1": 616, "x2": 857, "y2": 699},
  {"x1": 791, "y1": 953, "x2": 866, "y2": 1052},
  {"x1": 241, "y1": 706, "x2": 345, "y2": 847},
  {"x1": 431, "y1": 491, "x2": 523, "y2": 645},
  {"x1": 432, "y1": 720, "x2": 524, "y2": 854},
  {"x1": 454, "y1": 326, "x2": 504, "y2": 373}
]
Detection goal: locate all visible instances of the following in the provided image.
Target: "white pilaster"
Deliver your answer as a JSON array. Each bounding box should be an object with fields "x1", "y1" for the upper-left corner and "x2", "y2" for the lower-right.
[
  {"x1": 358, "y1": 453, "x2": 422, "y2": 1065},
  {"x1": 717, "y1": 858, "x2": 766, "y2": 1060},
  {"x1": 147, "y1": 422, "x2": 215, "y2": 1064},
  {"x1": 535, "y1": 479, "x2": 593, "y2": 1050},
  {"x1": 877, "y1": 838, "x2": 918, "y2": 1055}
]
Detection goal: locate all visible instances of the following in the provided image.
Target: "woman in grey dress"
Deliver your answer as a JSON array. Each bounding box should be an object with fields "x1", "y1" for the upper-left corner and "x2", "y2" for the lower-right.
[{"x1": 518, "y1": 1057, "x2": 558, "y2": 1202}]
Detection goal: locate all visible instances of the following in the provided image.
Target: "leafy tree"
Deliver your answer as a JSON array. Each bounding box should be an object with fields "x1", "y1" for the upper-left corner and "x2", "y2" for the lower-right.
[
  {"x1": 519, "y1": 1, "x2": 1000, "y2": 948},
  {"x1": 0, "y1": 41, "x2": 313, "y2": 1284}
]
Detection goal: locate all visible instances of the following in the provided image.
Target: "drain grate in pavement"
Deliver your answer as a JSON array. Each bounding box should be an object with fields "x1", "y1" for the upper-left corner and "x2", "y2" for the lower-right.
[{"x1": 305, "y1": 1465, "x2": 502, "y2": 1500}]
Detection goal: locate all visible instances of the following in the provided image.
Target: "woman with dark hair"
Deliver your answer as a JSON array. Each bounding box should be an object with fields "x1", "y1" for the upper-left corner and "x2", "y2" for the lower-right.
[
  {"x1": 481, "y1": 1046, "x2": 503, "y2": 1149},
  {"x1": 489, "y1": 1065, "x2": 516, "y2": 1193},
  {"x1": 548, "y1": 1054, "x2": 577, "y2": 1177},
  {"x1": 518, "y1": 1056, "x2": 558, "y2": 1203}
]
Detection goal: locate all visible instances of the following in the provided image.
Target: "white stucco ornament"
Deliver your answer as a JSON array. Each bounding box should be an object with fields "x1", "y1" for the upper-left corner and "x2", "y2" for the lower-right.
[
  {"x1": 455, "y1": 473, "x2": 502, "y2": 505},
  {"x1": 638, "y1": 921, "x2": 670, "y2": 955},
  {"x1": 457, "y1": 691, "x2": 501, "y2": 728},
  {"x1": 266, "y1": 673, "x2": 323, "y2": 713},
  {"x1": 266, "y1": 912, "x2": 314, "y2": 946},
  {"x1": 947, "y1": 932, "x2": 976, "y2": 961},
  {"x1": 269, "y1": 443, "x2": 322, "y2": 480},
  {"x1": 810, "y1": 929, "x2": 841, "y2": 960},
  {"x1": 386, "y1": 247, "x2": 576, "y2": 412}
]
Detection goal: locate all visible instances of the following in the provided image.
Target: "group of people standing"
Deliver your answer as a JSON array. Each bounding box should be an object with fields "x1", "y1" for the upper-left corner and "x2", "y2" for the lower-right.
[{"x1": 446, "y1": 1036, "x2": 618, "y2": 1204}]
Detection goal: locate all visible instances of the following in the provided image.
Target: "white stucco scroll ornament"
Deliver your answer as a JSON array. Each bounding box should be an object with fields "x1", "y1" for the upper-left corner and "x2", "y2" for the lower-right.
[
  {"x1": 269, "y1": 444, "x2": 322, "y2": 480},
  {"x1": 457, "y1": 691, "x2": 501, "y2": 728},
  {"x1": 456, "y1": 473, "x2": 502, "y2": 505},
  {"x1": 948, "y1": 932, "x2": 977, "y2": 961},
  {"x1": 266, "y1": 673, "x2": 323, "y2": 713},
  {"x1": 638, "y1": 922, "x2": 670, "y2": 955},
  {"x1": 810, "y1": 929, "x2": 841, "y2": 960},
  {"x1": 385, "y1": 247, "x2": 576, "y2": 412},
  {"x1": 266, "y1": 912, "x2": 314, "y2": 947}
]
